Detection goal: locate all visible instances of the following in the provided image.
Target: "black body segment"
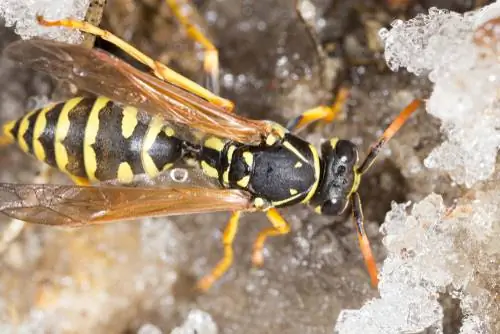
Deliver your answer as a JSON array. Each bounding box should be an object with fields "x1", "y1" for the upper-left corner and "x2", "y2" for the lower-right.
[{"x1": 199, "y1": 133, "x2": 321, "y2": 208}]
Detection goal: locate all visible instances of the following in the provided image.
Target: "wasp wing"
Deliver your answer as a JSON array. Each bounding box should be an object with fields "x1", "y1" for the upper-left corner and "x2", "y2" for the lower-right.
[
  {"x1": 4, "y1": 39, "x2": 271, "y2": 144},
  {"x1": 0, "y1": 183, "x2": 254, "y2": 227}
]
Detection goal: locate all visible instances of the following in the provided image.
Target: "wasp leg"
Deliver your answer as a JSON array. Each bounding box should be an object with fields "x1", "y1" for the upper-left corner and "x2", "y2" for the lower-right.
[
  {"x1": 36, "y1": 16, "x2": 234, "y2": 111},
  {"x1": 251, "y1": 208, "x2": 291, "y2": 267},
  {"x1": 352, "y1": 192, "x2": 379, "y2": 287},
  {"x1": 166, "y1": 0, "x2": 221, "y2": 96},
  {"x1": 286, "y1": 87, "x2": 350, "y2": 133},
  {"x1": 197, "y1": 211, "x2": 241, "y2": 291}
]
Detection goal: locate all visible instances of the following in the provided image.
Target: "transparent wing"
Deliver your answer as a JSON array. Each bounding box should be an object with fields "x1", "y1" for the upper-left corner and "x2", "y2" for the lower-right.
[
  {"x1": 0, "y1": 182, "x2": 253, "y2": 227},
  {"x1": 4, "y1": 39, "x2": 272, "y2": 144}
]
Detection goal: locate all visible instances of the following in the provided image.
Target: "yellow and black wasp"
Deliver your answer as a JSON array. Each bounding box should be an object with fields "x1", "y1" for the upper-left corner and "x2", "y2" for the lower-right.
[{"x1": 0, "y1": 1, "x2": 420, "y2": 291}]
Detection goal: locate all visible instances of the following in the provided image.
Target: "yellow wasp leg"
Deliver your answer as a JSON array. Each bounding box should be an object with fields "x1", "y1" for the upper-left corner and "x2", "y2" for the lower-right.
[
  {"x1": 197, "y1": 211, "x2": 241, "y2": 291},
  {"x1": 36, "y1": 16, "x2": 234, "y2": 112},
  {"x1": 287, "y1": 87, "x2": 350, "y2": 133},
  {"x1": 166, "y1": 0, "x2": 221, "y2": 96},
  {"x1": 251, "y1": 208, "x2": 291, "y2": 267}
]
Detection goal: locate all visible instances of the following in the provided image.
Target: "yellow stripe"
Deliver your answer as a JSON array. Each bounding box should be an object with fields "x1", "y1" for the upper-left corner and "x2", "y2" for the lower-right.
[
  {"x1": 32, "y1": 104, "x2": 55, "y2": 162},
  {"x1": 243, "y1": 151, "x2": 253, "y2": 167},
  {"x1": 271, "y1": 192, "x2": 303, "y2": 207},
  {"x1": 141, "y1": 116, "x2": 164, "y2": 177},
  {"x1": 56, "y1": 97, "x2": 84, "y2": 174},
  {"x1": 302, "y1": 145, "x2": 321, "y2": 204},
  {"x1": 121, "y1": 106, "x2": 138, "y2": 139},
  {"x1": 17, "y1": 109, "x2": 37, "y2": 152},
  {"x1": 117, "y1": 162, "x2": 134, "y2": 183},
  {"x1": 204, "y1": 136, "x2": 225, "y2": 152},
  {"x1": 283, "y1": 140, "x2": 308, "y2": 163},
  {"x1": 201, "y1": 161, "x2": 219, "y2": 179},
  {"x1": 2, "y1": 121, "x2": 16, "y2": 142},
  {"x1": 83, "y1": 96, "x2": 109, "y2": 181},
  {"x1": 236, "y1": 175, "x2": 250, "y2": 188}
]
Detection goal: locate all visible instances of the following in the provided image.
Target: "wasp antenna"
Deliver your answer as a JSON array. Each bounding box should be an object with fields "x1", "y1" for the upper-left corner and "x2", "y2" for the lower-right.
[
  {"x1": 358, "y1": 99, "x2": 421, "y2": 175},
  {"x1": 352, "y1": 192, "x2": 379, "y2": 287}
]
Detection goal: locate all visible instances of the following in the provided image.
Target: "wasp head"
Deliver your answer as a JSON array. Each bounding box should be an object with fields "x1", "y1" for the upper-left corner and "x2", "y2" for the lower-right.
[{"x1": 310, "y1": 138, "x2": 361, "y2": 216}]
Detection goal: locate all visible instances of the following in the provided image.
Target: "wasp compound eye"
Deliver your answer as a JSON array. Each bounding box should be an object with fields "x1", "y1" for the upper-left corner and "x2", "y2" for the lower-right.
[
  {"x1": 321, "y1": 198, "x2": 348, "y2": 216},
  {"x1": 335, "y1": 140, "x2": 358, "y2": 164}
]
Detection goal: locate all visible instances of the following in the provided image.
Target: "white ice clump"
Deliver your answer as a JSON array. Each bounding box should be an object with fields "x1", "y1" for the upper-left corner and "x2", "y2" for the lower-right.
[
  {"x1": 170, "y1": 309, "x2": 218, "y2": 334},
  {"x1": 334, "y1": 192, "x2": 499, "y2": 334},
  {"x1": 379, "y1": 3, "x2": 500, "y2": 187},
  {"x1": 0, "y1": 0, "x2": 90, "y2": 42}
]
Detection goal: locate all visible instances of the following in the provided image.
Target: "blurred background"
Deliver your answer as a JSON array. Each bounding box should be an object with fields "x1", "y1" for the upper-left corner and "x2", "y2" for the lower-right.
[{"x1": 0, "y1": 0, "x2": 494, "y2": 333}]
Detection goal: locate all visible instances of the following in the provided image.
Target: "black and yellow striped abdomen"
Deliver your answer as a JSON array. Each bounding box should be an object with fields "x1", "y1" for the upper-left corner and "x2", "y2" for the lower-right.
[{"x1": 2, "y1": 96, "x2": 184, "y2": 184}]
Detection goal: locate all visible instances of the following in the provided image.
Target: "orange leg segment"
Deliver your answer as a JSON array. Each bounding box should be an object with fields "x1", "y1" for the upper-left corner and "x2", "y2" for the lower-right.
[
  {"x1": 166, "y1": 0, "x2": 221, "y2": 96},
  {"x1": 197, "y1": 211, "x2": 241, "y2": 291},
  {"x1": 287, "y1": 87, "x2": 350, "y2": 133},
  {"x1": 251, "y1": 208, "x2": 291, "y2": 267}
]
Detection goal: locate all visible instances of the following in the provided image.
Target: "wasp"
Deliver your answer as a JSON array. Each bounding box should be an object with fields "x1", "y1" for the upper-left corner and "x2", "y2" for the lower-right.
[{"x1": 0, "y1": 0, "x2": 420, "y2": 291}]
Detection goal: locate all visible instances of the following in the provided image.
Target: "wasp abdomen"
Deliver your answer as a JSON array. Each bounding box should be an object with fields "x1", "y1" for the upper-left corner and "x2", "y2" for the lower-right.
[{"x1": 3, "y1": 97, "x2": 184, "y2": 183}]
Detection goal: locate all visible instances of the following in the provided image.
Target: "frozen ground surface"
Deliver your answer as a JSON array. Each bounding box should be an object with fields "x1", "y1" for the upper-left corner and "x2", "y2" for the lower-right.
[
  {"x1": 336, "y1": 2, "x2": 500, "y2": 333},
  {"x1": 0, "y1": 0, "x2": 90, "y2": 43},
  {"x1": 0, "y1": 0, "x2": 498, "y2": 333},
  {"x1": 380, "y1": 2, "x2": 500, "y2": 187}
]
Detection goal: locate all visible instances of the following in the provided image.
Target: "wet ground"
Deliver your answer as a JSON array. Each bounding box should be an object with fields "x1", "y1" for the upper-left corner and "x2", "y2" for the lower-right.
[{"x1": 0, "y1": 0, "x2": 491, "y2": 333}]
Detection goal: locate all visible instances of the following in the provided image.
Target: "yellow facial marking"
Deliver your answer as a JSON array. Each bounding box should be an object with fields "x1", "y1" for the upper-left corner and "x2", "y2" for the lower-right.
[
  {"x1": 236, "y1": 175, "x2": 250, "y2": 188},
  {"x1": 330, "y1": 137, "x2": 339, "y2": 149},
  {"x1": 290, "y1": 188, "x2": 298, "y2": 195},
  {"x1": 294, "y1": 161, "x2": 303, "y2": 169},
  {"x1": 17, "y1": 109, "x2": 37, "y2": 152},
  {"x1": 33, "y1": 105, "x2": 53, "y2": 162},
  {"x1": 314, "y1": 205, "x2": 322, "y2": 214},
  {"x1": 121, "y1": 106, "x2": 138, "y2": 139},
  {"x1": 243, "y1": 151, "x2": 254, "y2": 167},
  {"x1": 204, "y1": 136, "x2": 225, "y2": 152},
  {"x1": 283, "y1": 140, "x2": 308, "y2": 163},
  {"x1": 163, "y1": 127, "x2": 175, "y2": 137},
  {"x1": 83, "y1": 97, "x2": 108, "y2": 181},
  {"x1": 349, "y1": 171, "x2": 362, "y2": 196},
  {"x1": 254, "y1": 197, "x2": 265, "y2": 208},
  {"x1": 58, "y1": 97, "x2": 85, "y2": 174},
  {"x1": 302, "y1": 145, "x2": 321, "y2": 204},
  {"x1": 117, "y1": 162, "x2": 134, "y2": 183},
  {"x1": 201, "y1": 161, "x2": 219, "y2": 179},
  {"x1": 141, "y1": 116, "x2": 164, "y2": 177}
]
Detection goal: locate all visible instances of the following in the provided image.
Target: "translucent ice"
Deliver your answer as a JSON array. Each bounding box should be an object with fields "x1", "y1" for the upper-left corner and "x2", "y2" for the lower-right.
[
  {"x1": 379, "y1": 3, "x2": 500, "y2": 187},
  {"x1": 170, "y1": 309, "x2": 218, "y2": 334},
  {"x1": 0, "y1": 0, "x2": 90, "y2": 42},
  {"x1": 334, "y1": 192, "x2": 500, "y2": 334}
]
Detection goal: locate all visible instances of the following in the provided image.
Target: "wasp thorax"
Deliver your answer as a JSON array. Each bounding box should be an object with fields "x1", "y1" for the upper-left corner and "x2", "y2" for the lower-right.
[{"x1": 310, "y1": 138, "x2": 359, "y2": 216}]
